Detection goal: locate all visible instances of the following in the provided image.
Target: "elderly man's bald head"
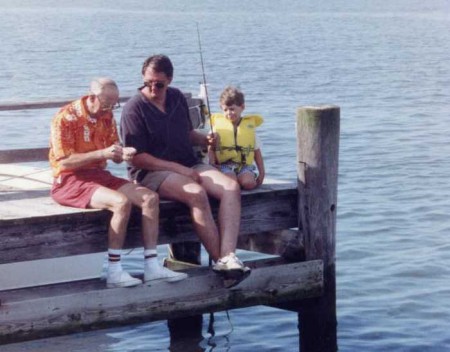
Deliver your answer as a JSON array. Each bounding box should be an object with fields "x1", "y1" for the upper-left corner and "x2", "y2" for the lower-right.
[
  {"x1": 88, "y1": 78, "x2": 120, "y2": 112},
  {"x1": 90, "y1": 77, "x2": 119, "y2": 96}
]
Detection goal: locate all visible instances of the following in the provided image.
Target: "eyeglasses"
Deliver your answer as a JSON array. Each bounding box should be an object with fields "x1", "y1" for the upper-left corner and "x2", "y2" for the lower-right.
[
  {"x1": 144, "y1": 80, "x2": 166, "y2": 89},
  {"x1": 97, "y1": 96, "x2": 121, "y2": 111}
]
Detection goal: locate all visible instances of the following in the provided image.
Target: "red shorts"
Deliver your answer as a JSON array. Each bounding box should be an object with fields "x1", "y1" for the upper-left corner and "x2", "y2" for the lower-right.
[{"x1": 51, "y1": 169, "x2": 129, "y2": 209}]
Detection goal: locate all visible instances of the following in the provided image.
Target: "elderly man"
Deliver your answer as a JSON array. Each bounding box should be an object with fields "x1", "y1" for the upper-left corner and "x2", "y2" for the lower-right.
[
  {"x1": 49, "y1": 77, "x2": 187, "y2": 288},
  {"x1": 120, "y1": 55, "x2": 250, "y2": 279}
]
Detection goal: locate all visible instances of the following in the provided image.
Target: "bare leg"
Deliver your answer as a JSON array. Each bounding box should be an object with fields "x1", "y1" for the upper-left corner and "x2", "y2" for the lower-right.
[
  {"x1": 89, "y1": 186, "x2": 132, "y2": 249},
  {"x1": 158, "y1": 174, "x2": 221, "y2": 261},
  {"x1": 197, "y1": 167, "x2": 241, "y2": 258},
  {"x1": 117, "y1": 182, "x2": 159, "y2": 249},
  {"x1": 89, "y1": 185, "x2": 142, "y2": 288},
  {"x1": 222, "y1": 171, "x2": 238, "y2": 182},
  {"x1": 238, "y1": 172, "x2": 257, "y2": 190},
  {"x1": 115, "y1": 182, "x2": 186, "y2": 283}
]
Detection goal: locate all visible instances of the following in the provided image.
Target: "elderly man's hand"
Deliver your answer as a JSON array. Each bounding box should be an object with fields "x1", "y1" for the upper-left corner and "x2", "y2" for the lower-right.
[{"x1": 102, "y1": 144, "x2": 123, "y2": 162}]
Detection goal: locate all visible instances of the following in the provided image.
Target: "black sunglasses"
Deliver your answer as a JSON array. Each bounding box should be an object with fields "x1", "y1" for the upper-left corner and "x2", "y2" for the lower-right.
[{"x1": 144, "y1": 81, "x2": 165, "y2": 89}]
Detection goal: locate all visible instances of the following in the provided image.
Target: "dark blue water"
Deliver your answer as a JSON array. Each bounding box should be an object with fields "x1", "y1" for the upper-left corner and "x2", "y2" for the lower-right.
[{"x1": 1, "y1": 0, "x2": 450, "y2": 350}]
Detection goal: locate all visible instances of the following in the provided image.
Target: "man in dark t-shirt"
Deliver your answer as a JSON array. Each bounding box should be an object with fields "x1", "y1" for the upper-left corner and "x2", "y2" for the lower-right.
[
  {"x1": 121, "y1": 55, "x2": 250, "y2": 278},
  {"x1": 122, "y1": 85, "x2": 198, "y2": 183}
]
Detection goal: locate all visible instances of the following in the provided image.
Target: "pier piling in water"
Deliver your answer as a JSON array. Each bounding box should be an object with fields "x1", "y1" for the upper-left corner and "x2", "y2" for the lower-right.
[{"x1": 296, "y1": 105, "x2": 340, "y2": 352}]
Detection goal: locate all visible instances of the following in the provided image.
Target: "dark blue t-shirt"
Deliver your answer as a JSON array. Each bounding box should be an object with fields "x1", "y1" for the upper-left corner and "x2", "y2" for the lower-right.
[{"x1": 120, "y1": 87, "x2": 199, "y2": 182}]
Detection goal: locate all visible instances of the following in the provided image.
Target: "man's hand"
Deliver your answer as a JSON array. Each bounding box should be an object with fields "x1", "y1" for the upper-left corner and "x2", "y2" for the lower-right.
[
  {"x1": 122, "y1": 147, "x2": 137, "y2": 162},
  {"x1": 103, "y1": 144, "x2": 124, "y2": 163},
  {"x1": 206, "y1": 132, "x2": 219, "y2": 149},
  {"x1": 178, "y1": 165, "x2": 202, "y2": 184}
]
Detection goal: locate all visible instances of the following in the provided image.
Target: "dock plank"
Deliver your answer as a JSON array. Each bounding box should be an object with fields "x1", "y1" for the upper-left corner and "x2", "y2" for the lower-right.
[
  {"x1": 0, "y1": 258, "x2": 323, "y2": 344},
  {"x1": 0, "y1": 164, "x2": 298, "y2": 264}
]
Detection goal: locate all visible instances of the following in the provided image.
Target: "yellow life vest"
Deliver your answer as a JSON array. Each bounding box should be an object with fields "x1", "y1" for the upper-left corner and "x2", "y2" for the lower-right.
[{"x1": 211, "y1": 113, "x2": 263, "y2": 165}]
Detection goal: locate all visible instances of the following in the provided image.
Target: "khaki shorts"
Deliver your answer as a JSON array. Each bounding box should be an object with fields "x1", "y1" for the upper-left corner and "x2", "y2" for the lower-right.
[{"x1": 139, "y1": 163, "x2": 213, "y2": 191}]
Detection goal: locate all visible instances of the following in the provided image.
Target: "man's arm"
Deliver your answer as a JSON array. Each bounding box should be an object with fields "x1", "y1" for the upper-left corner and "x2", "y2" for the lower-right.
[
  {"x1": 51, "y1": 110, "x2": 124, "y2": 171},
  {"x1": 189, "y1": 129, "x2": 208, "y2": 147},
  {"x1": 55, "y1": 114, "x2": 126, "y2": 170},
  {"x1": 190, "y1": 129, "x2": 219, "y2": 149},
  {"x1": 58, "y1": 144, "x2": 123, "y2": 171},
  {"x1": 132, "y1": 152, "x2": 201, "y2": 183}
]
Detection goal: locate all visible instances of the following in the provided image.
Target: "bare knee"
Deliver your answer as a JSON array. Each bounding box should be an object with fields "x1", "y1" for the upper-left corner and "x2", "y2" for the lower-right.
[
  {"x1": 186, "y1": 185, "x2": 210, "y2": 208},
  {"x1": 141, "y1": 190, "x2": 159, "y2": 216},
  {"x1": 238, "y1": 173, "x2": 257, "y2": 191},
  {"x1": 240, "y1": 179, "x2": 257, "y2": 190},
  {"x1": 225, "y1": 178, "x2": 241, "y2": 195},
  {"x1": 142, "y1": 190, "x2": 159, "y2": 210},
  {"x1": 110, "y1": 194, "x2": 132, "y2": 215}
]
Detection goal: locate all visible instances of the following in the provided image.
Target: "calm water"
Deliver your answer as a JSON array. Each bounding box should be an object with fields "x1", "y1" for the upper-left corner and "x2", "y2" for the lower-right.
[{"x1": 1, "y1": 0, "x2": 450, "y2": 351}]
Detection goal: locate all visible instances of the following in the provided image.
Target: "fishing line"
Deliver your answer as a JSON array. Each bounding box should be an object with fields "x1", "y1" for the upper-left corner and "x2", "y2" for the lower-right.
[
  {"x1": 206, "y1": 310, "x2": 234, "y2": 350},
  {"x1": 0, "y1": 168, "x2": 52, "y2": 184},
  {"x1": 196, "y1": 22, "x2": 213, "y2": 133}
]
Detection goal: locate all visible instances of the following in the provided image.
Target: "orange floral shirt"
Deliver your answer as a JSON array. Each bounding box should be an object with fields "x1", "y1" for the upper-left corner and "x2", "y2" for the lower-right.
[{"x1": 49, "y1": 96, "x2": 120, "y2": 177}]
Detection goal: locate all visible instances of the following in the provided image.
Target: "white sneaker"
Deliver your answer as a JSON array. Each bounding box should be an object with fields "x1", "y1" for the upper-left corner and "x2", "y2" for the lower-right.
[
  {"x1": 144, "y1": 266, "x2": 188, "y2": 284},
  {"x1": 106, "y1": 270, "x2": 142, "y2": 288},
  {"x1": 212, "y1": 253, "x2": 250, "y2": 273}
]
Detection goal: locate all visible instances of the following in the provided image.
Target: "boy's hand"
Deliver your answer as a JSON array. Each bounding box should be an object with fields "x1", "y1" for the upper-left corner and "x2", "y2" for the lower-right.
[
  {"x1": 256, "y1": 171, "x2": 265, "y2": 186},
  {"x1": 206, "y1": 132, "x2": 219, "y2": 149}
]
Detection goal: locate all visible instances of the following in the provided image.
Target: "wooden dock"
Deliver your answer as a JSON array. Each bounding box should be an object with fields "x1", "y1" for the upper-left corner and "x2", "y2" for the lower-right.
[{"x1": 0, "y1": 98, "x2": 339, "y2": 351}]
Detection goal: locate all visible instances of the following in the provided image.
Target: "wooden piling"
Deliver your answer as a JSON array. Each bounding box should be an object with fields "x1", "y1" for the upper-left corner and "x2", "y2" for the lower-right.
[
  {"x1": 296, "y1": 106, "x2": 339, "y2": 352},
  {"x1": 167, "y1": 242, "x2": 204, "y2": 343}
]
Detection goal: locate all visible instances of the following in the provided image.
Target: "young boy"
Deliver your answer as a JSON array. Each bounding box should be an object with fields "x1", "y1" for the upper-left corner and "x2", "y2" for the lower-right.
[{"x1": 209, "y1": 86, "x2": 265, "y2": 190}]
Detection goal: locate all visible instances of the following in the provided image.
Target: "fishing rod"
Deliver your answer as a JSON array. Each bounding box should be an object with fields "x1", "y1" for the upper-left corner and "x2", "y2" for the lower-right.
[{"x1": 196, "y1": 22, "x2": 213, "y2": 132}]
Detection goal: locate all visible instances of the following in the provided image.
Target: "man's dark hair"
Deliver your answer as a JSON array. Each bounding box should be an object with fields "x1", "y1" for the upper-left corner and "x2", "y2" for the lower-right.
[{"x1": 141, "y1": 54, "x2": 174, "y2": 78}]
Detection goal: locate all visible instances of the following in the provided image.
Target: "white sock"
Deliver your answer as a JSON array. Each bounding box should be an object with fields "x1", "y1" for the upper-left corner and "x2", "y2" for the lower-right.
[
  {"x1": 108, "y1": 248, "x2": 123, "y2": 273},
  {"x1": 144, "y1": 248, "x2": 160, "y2": 271}
]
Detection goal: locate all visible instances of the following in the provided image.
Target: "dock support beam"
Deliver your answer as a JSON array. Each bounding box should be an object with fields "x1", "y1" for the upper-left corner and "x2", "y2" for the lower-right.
[
  {"x1": 296, "y1": 106, "x2": 339, "y2": 352},
  {"x1": 167, "y1": 242, "x2": 204, "y2": 346}
]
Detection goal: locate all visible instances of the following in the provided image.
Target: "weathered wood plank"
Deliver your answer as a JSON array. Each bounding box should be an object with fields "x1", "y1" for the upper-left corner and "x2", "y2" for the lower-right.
[
  {"x1": 0, "y1": 148, "x2": 49, "y2": 164},
  {"x1": 0, "y1": 95, "x2": 200, "y2": 112},
  {"x1": 0, "y1": 259, "x2": 323, "y2": 344},
  {"x1": 0, "y1": 99, "x2": 80, "y2": 111},
  {"x1": 0, "y1": 97, "x2": 128, "y2": 112},
  {"x1": 0, "y1": 182, "x2": 297, "y2": 264}
]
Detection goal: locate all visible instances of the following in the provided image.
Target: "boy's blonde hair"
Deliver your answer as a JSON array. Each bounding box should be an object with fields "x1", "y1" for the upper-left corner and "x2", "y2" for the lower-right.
[{"x1": 220, "y1": 86, "x2": 245, "y2": 107}]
